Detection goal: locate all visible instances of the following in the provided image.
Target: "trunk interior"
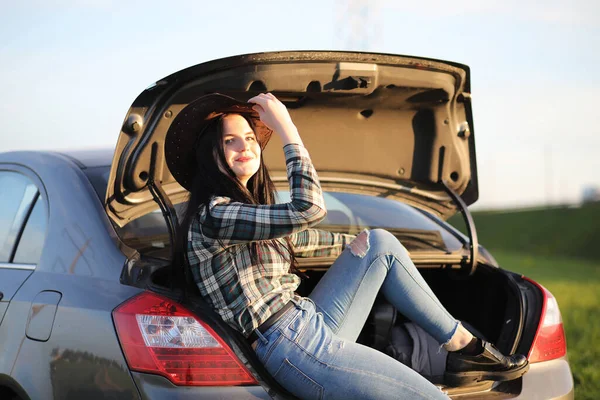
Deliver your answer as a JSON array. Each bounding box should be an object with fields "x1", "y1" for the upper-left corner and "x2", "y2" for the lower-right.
[{"x1": 145, "y1": 258, "x2": 526, "y2": 399}]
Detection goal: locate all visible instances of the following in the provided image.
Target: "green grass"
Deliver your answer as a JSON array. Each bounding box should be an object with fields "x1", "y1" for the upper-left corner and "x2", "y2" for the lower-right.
[
  {"x1": 484, "y1": 251, "x2": 600, "y2": 399},
  {"x1": 450, "y1": 201, "x2": 600, "y2": 262}
]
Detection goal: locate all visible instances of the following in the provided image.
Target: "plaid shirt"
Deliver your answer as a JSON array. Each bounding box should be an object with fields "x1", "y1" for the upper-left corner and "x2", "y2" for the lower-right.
[{"x1": 187, "y1": 144, "x2": 355, "y2": 336}]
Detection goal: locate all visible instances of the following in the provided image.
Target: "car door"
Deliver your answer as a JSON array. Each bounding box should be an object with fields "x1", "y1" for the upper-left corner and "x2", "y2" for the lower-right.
[{"x1": 0, "y1": 170, "x2": 46, "y2": 325}]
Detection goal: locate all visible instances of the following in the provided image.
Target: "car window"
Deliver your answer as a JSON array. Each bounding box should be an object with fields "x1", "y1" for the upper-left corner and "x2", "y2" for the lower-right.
[
  {"x1": 13, "y1": 196, "x2": 47, "y2": 265},
  {"x1": 0, "y1": 172, "x2": 39, "y2": 262},
  {"x1": 84, "y1": 166, "x2": 464, "y2": 254},
  {"x1": 114, "y1": 190, "x2": 463, "y2": 255},
  {"x1": 278, "y1": 191, "x2": 464, "y2": 252}
]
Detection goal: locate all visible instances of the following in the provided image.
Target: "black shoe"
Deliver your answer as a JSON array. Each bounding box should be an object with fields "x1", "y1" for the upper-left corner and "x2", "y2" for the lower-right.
[{"x1": 444, "y1": 340, "x2": 530, "y2": 386}]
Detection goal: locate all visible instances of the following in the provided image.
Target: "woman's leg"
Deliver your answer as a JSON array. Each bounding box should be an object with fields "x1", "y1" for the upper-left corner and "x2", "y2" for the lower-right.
[
  {"x1": 254, "y1": 298, "x2": 450, "y2": 400},
  {"x1": 306, "y1": 229, "x2": 528, "y2": 388},
  {"x1": 309, "y1": 228, "x2": 458, "y2": 345}
]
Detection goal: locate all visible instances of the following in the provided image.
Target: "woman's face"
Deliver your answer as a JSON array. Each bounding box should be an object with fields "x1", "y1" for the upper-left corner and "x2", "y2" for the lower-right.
[{"x1": 220, "y1": 114, "x2": 261, "y2": 187}]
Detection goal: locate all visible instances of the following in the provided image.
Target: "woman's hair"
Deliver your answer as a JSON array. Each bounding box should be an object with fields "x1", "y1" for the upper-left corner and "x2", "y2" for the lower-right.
[{"x1": 176, "y1": 114, "x2": 298, "y2": 274}]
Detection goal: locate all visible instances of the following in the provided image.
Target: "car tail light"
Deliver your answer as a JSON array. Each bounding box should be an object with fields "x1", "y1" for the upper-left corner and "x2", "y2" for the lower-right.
[
  {"x1": 523, "y1": 278, "x2": 567, "y2": 363},
  {"x1": 113, "y1": 291, "x2": 258, "y2": 386}
]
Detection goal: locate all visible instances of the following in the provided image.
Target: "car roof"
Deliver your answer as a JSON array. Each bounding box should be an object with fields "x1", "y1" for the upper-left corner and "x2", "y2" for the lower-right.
[
  {"x1": 0, "y1": 148, "x2": 114, "y2": 169},
  {"x1": 0, "y1": 148, "x2": 115, "y2": 189},
  {"x1": 55, "y1": 148, "x2": 114, "y2": 168}
]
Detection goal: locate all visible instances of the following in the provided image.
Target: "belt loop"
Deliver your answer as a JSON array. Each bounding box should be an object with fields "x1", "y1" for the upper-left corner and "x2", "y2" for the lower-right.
[
  {"x1": 289, "y1": 296, "x2": 301, "y2": 307},
  {"x1": 255, "y1": 329, "x2": 268, "y2": 344},
  {"x1": 302, "y1": 297, "x2": 316, "y2": 311}
]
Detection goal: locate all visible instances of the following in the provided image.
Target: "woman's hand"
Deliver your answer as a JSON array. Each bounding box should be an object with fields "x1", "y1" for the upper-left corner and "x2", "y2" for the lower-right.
[{"x1": 248, "y1": 93, "x2": 303, "y2": 146}]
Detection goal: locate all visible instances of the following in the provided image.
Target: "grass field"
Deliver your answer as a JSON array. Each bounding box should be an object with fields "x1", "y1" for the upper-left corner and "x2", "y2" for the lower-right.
[
  {"x1": 449, "y1": 202, "x2": 600, "y2": 399},
  {"x1": 464, "y1": 202, "x2": 600, "y2": 262}
]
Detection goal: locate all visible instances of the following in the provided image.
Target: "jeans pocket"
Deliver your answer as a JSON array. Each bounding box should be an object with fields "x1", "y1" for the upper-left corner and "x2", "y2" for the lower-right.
[{"x1": 274, "y1": 358, "x2": 324, "y2": 400}]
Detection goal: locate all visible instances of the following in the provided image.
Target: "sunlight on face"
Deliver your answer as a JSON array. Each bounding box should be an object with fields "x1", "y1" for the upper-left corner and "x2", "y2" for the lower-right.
[{"x1": 221, "y1": 114, "x2": 261, "y2": 187}]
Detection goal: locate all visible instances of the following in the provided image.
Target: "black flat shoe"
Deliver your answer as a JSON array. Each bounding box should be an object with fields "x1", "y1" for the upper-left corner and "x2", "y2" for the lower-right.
[{"x1": 444, "y1": 340, "x2": 530, "y2": 386}]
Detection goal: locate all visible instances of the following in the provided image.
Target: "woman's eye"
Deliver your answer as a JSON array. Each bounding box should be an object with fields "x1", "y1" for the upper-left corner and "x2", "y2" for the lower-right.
[
  {"x1": 224, "y1": 139, "x2": 233, "y2": 145},
  {"x1": 246, "y1": 136, "x2": 256, "y2": 141}
]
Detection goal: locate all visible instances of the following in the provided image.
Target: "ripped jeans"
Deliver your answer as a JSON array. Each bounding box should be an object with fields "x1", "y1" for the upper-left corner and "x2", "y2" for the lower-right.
[{"x1": 253, "y1": 229, "x2": 456, "y2": 400}]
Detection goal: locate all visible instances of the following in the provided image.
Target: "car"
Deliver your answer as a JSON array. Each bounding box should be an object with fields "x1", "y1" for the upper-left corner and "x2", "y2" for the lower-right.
[{"x1": 0, "y1": 51, "x2": 574, "y2": 399}]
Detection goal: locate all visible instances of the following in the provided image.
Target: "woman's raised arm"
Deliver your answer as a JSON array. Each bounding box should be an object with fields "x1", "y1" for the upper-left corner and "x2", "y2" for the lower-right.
[{"x1": 196, "y1": 94, "x2": 326, "y2": 246}]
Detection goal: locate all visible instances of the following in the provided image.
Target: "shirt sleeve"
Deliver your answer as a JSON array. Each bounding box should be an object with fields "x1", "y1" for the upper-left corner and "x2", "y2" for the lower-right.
[
  {"x1": 289, "y1": 229, "x2": 356, "y2": 258},
  {"x1": 197, "y1": 143, "x2": 327, "y2": 246}
]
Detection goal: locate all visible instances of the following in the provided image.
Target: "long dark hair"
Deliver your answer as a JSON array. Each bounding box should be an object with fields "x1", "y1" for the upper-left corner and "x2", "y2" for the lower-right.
[{"x1": 176, "y1": 114, "x2": 298, "y2": 274}]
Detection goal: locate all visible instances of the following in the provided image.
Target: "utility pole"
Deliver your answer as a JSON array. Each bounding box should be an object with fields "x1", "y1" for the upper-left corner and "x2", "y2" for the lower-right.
[
  {"x1": 545, "y1": 144, "x2": 553, "y2": 206},
  {"x1": 335, "y1": 0, "x2": 382, "y2": 51}
]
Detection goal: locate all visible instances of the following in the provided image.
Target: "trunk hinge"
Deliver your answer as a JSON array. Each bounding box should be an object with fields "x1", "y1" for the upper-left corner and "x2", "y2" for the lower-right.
[
  {"x1": 441, "y1": 180, "x2": 479, "y2": 275},
  {"x1": 147, "y1": 142, "x2": 185, "y2": 291}
]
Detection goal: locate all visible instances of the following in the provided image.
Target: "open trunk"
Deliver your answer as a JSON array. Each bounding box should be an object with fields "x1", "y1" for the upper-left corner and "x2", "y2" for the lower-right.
[
  {"x1": 138, "y1": 254, "x2": 533, "y2": 399},
  {"x1": 104, "y1": 51, "x2": 540, "y2": 398}
]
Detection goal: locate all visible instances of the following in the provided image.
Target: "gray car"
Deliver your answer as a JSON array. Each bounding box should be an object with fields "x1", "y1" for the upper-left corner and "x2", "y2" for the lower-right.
[{"x1": 0, "y1": 51, "x2": 574, "y2": 399}]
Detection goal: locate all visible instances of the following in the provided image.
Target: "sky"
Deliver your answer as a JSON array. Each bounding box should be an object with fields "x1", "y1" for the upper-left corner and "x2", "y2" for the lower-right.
[{"x1": 1, "y1": 0, "x2": 598, "y2": 210}]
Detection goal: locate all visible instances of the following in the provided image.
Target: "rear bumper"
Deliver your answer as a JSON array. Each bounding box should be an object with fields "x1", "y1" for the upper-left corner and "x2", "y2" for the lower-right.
[
  {"x1": 132, "y1": 371, "x2": 272, "y2": 400},
  {"x1": 130, "y1": 357, "x2": 574, "y2": 400},
  {"x1": 515, "y1": 357, "x2": 574, "y2": 400},
  {"x1": 443, "y1": 357, "x2": 573, "y2": 399}
]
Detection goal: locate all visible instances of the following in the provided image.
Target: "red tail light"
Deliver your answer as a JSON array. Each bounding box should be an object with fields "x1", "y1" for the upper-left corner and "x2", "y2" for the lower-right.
[
  {"x1": 113, "y1": 291, "x2": 258, "y2": 386},
  {"x1": 523, "y1": 278, "x2": 567, "y2": 363}
]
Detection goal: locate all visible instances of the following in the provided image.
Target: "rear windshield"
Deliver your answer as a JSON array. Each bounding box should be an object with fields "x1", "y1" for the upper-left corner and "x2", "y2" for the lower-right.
[
  {"x1": 279, "y1": 191, "x2": 465, "y2": 253},
  {"x1": 86, "y1": 167, "x2": 464, "y2": 256}
]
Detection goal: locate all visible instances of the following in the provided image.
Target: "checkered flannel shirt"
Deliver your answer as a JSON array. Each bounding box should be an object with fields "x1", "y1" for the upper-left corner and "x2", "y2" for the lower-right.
[{"x1": 187, "y1": 143, "x2": 356, "y2": 336}]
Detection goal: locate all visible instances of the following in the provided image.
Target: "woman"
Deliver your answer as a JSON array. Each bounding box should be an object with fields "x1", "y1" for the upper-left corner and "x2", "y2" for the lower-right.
[{"x1": 166, "y1": 92, "x2": 529, "y2": 400}]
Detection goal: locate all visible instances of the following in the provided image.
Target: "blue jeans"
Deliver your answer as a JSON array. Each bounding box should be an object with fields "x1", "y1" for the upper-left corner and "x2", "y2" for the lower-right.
[{"x1": 253, "y1": 229, "x2": 456, "y2": 399}]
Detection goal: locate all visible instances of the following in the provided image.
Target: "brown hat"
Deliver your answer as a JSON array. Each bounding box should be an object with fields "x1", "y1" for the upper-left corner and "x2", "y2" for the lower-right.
[{"x1": 164, "y1": 93, "x2": 273, "y2": 191}]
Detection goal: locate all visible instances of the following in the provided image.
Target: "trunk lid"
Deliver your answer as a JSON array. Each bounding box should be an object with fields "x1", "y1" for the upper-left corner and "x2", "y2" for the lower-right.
[{"x1": 105, "y1": 51, "x2": 477, "y2": 227}]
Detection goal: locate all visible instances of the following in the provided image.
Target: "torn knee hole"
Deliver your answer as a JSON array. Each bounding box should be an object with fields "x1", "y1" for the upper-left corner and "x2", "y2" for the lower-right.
[{"x1": 348, "y1": 229, "x2": 370, "y2": 258}]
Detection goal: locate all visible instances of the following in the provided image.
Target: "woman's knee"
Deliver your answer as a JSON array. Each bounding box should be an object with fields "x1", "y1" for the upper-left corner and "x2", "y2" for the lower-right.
[{"x1": 369, "y1": 229, "x2": 410, "y2": 257}]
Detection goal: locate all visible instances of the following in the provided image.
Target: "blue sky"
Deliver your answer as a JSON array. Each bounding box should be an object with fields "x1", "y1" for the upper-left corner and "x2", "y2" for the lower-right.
[{"x1": 1, "y1": 0, "x2": 598, "y2": 209}]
